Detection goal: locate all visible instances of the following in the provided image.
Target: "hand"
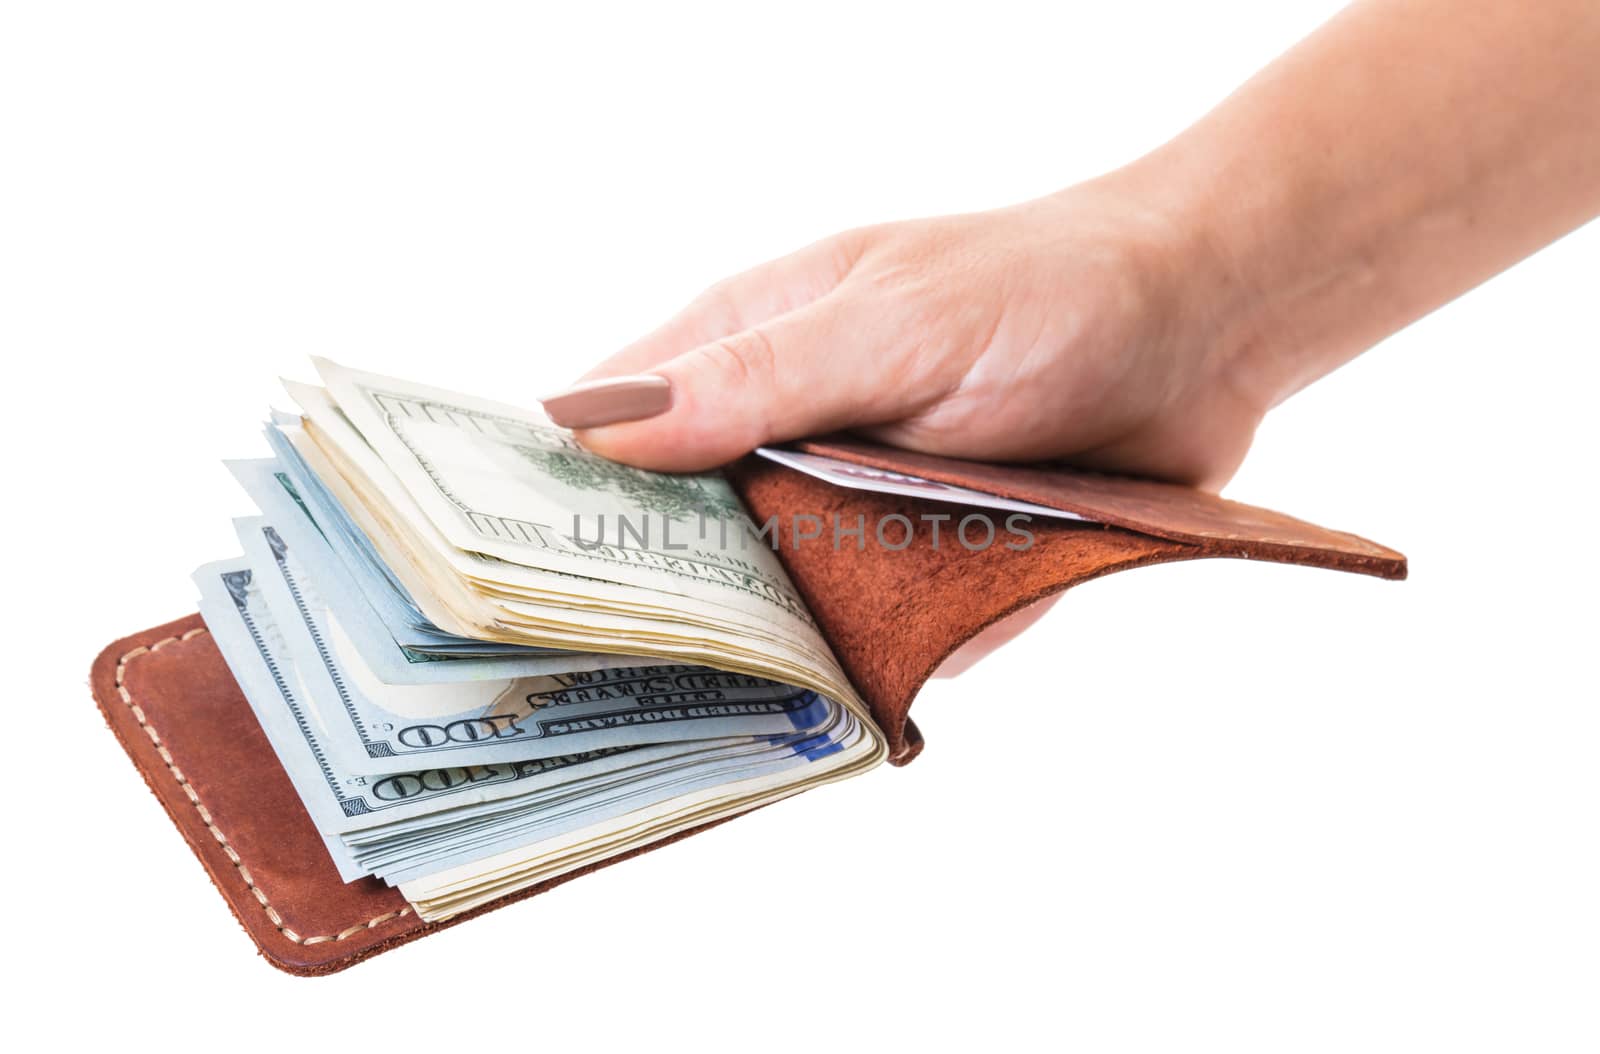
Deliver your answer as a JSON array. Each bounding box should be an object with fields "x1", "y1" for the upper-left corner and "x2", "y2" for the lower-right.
[
  {"x1": 545, "y1": 0, "x2": 1600, "y2": 493},
  {"x1": 547, "y1": 177, "x2": 1263, "y2": 491}
]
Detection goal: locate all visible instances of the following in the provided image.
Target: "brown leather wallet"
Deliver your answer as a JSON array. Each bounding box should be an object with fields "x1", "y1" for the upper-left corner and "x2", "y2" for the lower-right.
[{"x1": 88, "y1": 440, "x2": 1405, "y2": 974}]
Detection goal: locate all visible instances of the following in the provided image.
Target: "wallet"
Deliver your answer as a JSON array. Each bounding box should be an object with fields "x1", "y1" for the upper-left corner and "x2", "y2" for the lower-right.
[{"x1": 89, "y1": 437, "x2": 1406, "y2": 974}]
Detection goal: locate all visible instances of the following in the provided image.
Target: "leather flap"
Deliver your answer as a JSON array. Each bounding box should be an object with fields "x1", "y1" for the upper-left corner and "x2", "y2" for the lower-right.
[
  {"x1": 797, "y1": 437, "x2": 1407, "y2": 578},
  {"x1": 729, "y1": 440, "x2": 1405, "y2": 765}
]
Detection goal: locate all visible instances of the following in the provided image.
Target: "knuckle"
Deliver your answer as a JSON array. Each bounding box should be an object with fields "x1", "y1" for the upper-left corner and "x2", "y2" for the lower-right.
[
  {"x1": 823, "y1": 227, "x2": 873, "y2": 277},
  {"x1": 687, "y1": 329, "x2": 781, "y2": 446},
  {"x1": 700, "y1": 327, "x2": 779, "y2": 392}
]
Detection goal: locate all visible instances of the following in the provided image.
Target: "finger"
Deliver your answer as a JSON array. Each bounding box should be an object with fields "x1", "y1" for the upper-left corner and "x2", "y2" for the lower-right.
[
  {"x1": 574, "y1": 234, "x2": 861, "y2": 384},
  {"x1": 555, "y1": 293, "x2": 909, "y2": 472}
]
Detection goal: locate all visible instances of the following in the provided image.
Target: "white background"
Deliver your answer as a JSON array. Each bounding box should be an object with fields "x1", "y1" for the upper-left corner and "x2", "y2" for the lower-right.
[{"x1": 4, "y1": 1, "x2": 1596, "y2": 1049}]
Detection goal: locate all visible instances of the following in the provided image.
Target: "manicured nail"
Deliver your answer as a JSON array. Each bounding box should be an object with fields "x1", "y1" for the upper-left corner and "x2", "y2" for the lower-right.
[{"x1": 541, "y1": 375, "x2": 673, "y2": 429}]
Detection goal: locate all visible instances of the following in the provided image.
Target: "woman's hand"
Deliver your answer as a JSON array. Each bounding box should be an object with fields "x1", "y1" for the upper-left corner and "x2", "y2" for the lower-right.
[
  {"x1": 544, "y1": 0, "x2": 1600, "y2": 492},
  {"x1": 546, "y1": 176, "x2": 1263, "y2": 491}
]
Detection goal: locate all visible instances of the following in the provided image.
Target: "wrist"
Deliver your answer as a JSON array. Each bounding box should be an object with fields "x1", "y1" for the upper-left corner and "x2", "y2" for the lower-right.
[{"x1": 1076, "y1": 155, "x2": 1284, "y2": 422}]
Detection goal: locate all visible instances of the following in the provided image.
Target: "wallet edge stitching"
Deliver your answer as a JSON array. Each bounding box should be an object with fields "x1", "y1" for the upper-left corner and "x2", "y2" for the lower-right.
[{"x1": 115, "y1": 627, "x2": 414, "y2": 946}]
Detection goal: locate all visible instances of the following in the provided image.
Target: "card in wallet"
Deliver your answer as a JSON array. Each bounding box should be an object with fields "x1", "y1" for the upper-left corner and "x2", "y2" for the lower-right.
[{"x1": 90, "y1": 422, "x2": 1405, "y2": 975}]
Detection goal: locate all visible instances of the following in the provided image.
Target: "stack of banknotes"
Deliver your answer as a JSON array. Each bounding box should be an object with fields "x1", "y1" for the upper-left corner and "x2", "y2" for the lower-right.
[{"x1": 198, "y1": 359, "x2": 886, "y2": 922}]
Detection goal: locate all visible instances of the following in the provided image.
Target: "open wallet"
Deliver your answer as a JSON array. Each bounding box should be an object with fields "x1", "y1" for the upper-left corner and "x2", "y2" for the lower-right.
[{"x1": 90, "y1": 427, "x2": 1406, "y2": 976}]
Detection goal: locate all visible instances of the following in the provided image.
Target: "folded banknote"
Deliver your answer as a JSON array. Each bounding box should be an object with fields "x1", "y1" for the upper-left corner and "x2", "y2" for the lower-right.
[{"x1": 198, "y1": 358, "x2": 888, "y2": 922}]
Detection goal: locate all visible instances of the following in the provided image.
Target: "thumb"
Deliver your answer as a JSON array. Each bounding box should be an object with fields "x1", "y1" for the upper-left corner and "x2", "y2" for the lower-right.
[{"x1": 545, "y1": 295, "x2": 890, "y2": 472}]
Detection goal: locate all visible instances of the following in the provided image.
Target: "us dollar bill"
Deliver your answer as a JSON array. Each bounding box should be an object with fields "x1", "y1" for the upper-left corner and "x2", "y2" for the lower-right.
[
  {"x1": 280, "y1": 380, "x2": 856, "y2": 697},
  {"x1": 230, "y1": 456, "x2": 647, "y2": 683},
  {"x1": 310, "y1": 358, "x2": 815, "y2": 623},
  {"x1": 234, "y1": 518, "x2": 837, "y2": 776},
  {"x1": 195, "y1": 559, "x2": 859, "y2": 884}
]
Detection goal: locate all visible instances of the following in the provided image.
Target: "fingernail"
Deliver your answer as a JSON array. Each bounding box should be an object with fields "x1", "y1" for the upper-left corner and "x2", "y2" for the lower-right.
[{"x1": 541, "y1": 375, "x2": 673, "y2": 429}]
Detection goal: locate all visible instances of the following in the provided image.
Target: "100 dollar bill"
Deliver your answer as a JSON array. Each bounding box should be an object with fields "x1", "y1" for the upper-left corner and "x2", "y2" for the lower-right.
[
  {"x1": 234, "y1": 518, "x2": 836, "y2": 776},
  {"x1": 311, "y1": 358, "x2": 814, "y2": 622},
  {"x1": 195, "y1": 558, "x2": 859, "y2": 884}
]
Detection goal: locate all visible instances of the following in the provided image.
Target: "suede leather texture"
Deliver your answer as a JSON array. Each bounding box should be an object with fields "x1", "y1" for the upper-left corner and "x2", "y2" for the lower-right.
[
  {"x1": 727, "y1": 457, "x2": 1200, "y2": 764},
  {"x1": 88, "y1": 442, "x2": 1406, "y2": 974},
  {"x1": 731, "y1": 446, "x2": 1403, "y2": 764}
]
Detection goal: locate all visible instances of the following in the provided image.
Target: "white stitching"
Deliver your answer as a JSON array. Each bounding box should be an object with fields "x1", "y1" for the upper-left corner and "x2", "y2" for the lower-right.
[{"x1": 114, "y1": 627, "x2": 412, "y2": 945}]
